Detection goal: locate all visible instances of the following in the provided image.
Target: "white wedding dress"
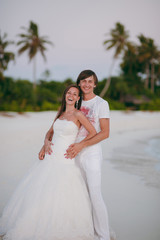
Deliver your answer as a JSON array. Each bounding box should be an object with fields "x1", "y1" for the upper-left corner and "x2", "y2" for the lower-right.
[{"x1": 0, "y1": 119, "x2": 94, "y2": 240}]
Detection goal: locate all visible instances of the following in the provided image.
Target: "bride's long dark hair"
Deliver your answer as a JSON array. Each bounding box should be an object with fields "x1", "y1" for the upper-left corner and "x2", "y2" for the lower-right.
[{"x1": 55, "y1": 84, "x2": 82, "y2": 121}]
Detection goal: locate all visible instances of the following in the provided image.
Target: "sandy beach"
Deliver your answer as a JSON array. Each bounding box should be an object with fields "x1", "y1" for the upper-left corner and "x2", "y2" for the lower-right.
[{"x1": 0, "y1": 111, "x2": 160, "y2": 240}]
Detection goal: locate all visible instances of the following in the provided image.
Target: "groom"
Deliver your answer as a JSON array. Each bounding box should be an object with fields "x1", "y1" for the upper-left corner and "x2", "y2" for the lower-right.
[{"x1": 39, "y1": 70, "x2": 111, "y2": 240}]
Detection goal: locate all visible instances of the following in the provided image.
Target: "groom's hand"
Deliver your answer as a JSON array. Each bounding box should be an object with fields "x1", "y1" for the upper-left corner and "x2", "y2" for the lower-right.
[{"x1": 64, "y1": 142, "x2": 84, "y2": 159}]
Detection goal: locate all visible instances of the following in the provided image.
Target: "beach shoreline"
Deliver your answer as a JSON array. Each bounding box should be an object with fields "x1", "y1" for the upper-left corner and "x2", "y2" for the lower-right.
[{"x1": 102, "y1": 111, "x2": 160, "y2": 188}]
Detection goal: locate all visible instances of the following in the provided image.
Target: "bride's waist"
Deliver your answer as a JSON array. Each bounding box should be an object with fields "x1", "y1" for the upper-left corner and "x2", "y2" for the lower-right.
[
  {"x1": 45, "y1": 152, "x2": 76, "y2": 165},
  {"x1": 52, "y1": 135, "x2": 75, "y2": 144},
  {"x1": 51, "y1": 140, "x2": 72, "y2": 154}
]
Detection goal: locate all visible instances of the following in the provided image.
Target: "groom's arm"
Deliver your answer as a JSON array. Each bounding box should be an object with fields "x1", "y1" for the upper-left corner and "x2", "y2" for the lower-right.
[
  {"x1": 65, "y1": 118, "x2": 109, "y2": 159},
  {"x1": 81, "y1": 118, "x2": 109, "y2": 146}
]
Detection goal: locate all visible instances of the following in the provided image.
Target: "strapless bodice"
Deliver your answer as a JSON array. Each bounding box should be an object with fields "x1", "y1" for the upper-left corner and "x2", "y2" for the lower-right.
[
  {"x1": 53, "y1": 119, "x2": 79, "y2": 143},
  {"x1": 47, "y1": 119, "x2": 79, "y2": 164}
]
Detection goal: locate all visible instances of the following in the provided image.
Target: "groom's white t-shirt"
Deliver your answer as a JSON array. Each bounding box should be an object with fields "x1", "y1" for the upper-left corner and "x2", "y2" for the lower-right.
[
  {"x1": 76, "y1": 95, "x2": 111, "y2": 240},
  {"x1": 76, "y1": 95, "x2": 110, "y2": 147}
]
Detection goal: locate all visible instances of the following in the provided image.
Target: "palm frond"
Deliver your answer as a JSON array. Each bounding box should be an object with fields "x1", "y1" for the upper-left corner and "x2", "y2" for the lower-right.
[
  {"x1": 103, "y1": 22, "x2": 129, "y2": 58},
  {"x1": 18, "y1": 44, "x2": 30, "y2": 55},
  {"x1": 28, "y1": 46, "x2": 37, "y2": 60},
  {"x1": 40, "y1": 49, "x2": 47, "y2": 61},
  {"x1": 103, "y1": 39, "x2": 112, "y2": 45},
  {"x1": 30, "y1": 21, "x2": 38, "y2": 36},
  {"x1": 17, "y1": 20, "x2": 54, "y2": 86},
  {"x1": 17, "y1": 40, "x2": 29, "y2": 45},
  {"x1": 41, "y1": 39, "x2": 53, "y2": 46},
  {"x1": 17, "y1": 33, "x2": 31, "y2": 39},
  {"x1": 106, "y1": 42, "x2": 117, "y2": 50}
]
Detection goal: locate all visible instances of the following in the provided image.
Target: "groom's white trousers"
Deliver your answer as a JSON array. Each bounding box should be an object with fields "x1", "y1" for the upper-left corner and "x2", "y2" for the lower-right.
[{"x1": 76, "y1": 145, "x2": 110, "y2": 240}]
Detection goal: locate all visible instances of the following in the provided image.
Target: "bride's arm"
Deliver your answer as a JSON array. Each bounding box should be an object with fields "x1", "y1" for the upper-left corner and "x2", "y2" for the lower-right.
[
  {"x1": 76, "y1": 111, "x2": 97, "y2": 141},
  {"x1": 64, "y1": 111, "x2": 97, "y2": 159},
  {"x1": 38, "y1": 123, "x2": 54, "y2": 160},
  {"x1": 44, "y1": 123, "x2": 54, "y2": 146}
]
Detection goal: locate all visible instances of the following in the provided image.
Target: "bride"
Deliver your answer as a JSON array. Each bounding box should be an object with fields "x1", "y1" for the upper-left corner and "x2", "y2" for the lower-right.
[{"x1": 0, "y1": 84, "x2": 97, "y2": 240}]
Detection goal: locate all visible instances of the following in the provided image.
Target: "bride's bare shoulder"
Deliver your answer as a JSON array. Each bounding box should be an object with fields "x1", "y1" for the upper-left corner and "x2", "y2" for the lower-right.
[
  {"x1": 74, "y1": 110, "x2": 82, "y2": 117},
  {"x1": 74, "y1": 110, "x2": 86, "y2": 122}
]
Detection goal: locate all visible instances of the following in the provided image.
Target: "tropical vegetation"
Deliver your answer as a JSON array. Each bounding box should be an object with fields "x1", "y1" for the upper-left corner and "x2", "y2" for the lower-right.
[
  {"x1": 0, "y1": 32, "x2": 15, "y2": 79},
  {"x1": 0, "y1": 21, "x2": 160, "y2": 112},
  {"x1": 100, "y1": 22, "x2": 130, "y2": 97},
  {"x1": 17, "y1": 21, "x2": 53, "y2": 90}
]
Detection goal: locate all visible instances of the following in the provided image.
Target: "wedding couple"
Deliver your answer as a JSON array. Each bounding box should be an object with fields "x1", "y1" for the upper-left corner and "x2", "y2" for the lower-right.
[{"x1": 0, "y1": 70, "x2": 113, "y2": 240}]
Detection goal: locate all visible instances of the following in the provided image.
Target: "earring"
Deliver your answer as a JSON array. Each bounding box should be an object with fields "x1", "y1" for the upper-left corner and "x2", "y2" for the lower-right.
[{"x1": 76, "y1": 100, "x2": 78, "y2": 109}]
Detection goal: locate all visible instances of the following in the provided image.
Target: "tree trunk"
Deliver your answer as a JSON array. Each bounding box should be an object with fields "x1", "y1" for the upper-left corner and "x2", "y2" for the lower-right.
[
  {"x1": 100, "y1": 59, "x2": 115, "y2": 98},
  {"x1": 33, "y1": 56, "x2": 37, "y2": 110},
  {"x1": 144, "y1": 63, "x2": 149, "y2": 89},
  {"x1": 151, "y1": 62, "x2": 155, "y2": 93},
  {"x1": 33, "y1": 56, "x2": 36, "y2": 90}
]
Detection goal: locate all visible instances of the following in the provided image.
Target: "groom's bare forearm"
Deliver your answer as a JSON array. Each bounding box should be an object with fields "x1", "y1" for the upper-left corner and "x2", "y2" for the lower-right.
[
  {"x1": 65, "y1": 129, "x2": 109, "y2": 159},
  {"x1": 81, "y1": 118, "x2": 109, "y2": 148},
  {"x1": 82, "y1": 130, "x2": 109, "y2": 148},
  {"x1": 65, "y1": 119, "x2": 109, "y2": 159}
]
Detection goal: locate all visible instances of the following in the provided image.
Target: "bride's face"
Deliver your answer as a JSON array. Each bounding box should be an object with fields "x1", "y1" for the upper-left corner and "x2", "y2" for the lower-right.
[{"x1": 65, "y1": 87, "x2": 80, "y2": 106}]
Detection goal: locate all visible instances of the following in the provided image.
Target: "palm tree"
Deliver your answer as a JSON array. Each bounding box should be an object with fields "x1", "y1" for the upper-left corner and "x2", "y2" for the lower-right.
[
  {"x1": 121, "y1": 43, "x2": 138, "y2": 76},
  {"x1": 0, "y1": 32, "x2": 15, "y2": 77},
  {"x1": 137, "y1": 34, "x2": 160, "y2": 92},
  {"x1": 100, "y1": 22, "x2": 130, "y2": 97},
  {"x1": 41, "y1": 69, "x2": 51, "y2": 81},
  {"x1": 17, "y1": 21, "x2": 53, "y2": 90}
]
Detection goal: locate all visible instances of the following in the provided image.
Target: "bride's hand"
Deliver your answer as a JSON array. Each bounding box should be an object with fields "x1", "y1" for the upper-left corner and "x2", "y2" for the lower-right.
[
  {"x1": 38, "y1": 145, "x2": 45, "y2": 160},
  {"x1": 44, "y1": 139, "x2": 53, "y2": 155}
]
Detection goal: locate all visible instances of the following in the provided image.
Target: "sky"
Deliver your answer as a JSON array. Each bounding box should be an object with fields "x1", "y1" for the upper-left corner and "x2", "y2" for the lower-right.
[{"x1": 0, "y1": 0, "x2": 160, "y2": 82}]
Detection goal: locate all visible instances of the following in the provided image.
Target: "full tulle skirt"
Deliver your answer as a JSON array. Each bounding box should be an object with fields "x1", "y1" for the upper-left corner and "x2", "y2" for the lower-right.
[{"x1": 0, "y1": 154, "x2": 94, "y2": 240}]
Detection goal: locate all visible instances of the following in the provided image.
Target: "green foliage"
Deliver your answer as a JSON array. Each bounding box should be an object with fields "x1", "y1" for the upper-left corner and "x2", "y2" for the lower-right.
[
  {"x1": 0, "y1": 77, "x2": 34, "y2": 111},
  {"x1": 94, "y1": 79, "x2": 106, "y2": 96},
  {"x1": 41, "y1": 101, "x2": 60, "y2": 111},
  {"x1": 17, "y1": 21, "x2": 53, "y2": 90},
  {"x1": 103, "y1": 22, "x2": 129, "y2": 58},
  {"x1": 0, "y1": 76, "x2": 72, "y2": 111},
  {"x1": 107, "y1": 77, "x2": 129, "y2": 100},
  {"x1": 121, "y1": 33, "x2": 160, "y2": 94},
  {"x1": 0, "y1": 32, "x2": 15, "y2": 74},
  {"x1": 140, "y1": 98, "x2": 160, "y2": 111},
  {"x1": 37, "y1": 87, "x2": 57, "y2": 103},
  {"x1": 100, "y1": 22, "x2": 131, "y2": 97},
  {"x1": 107, "y1": 99, "x2": 126, "y2": 110},
  {"x1": 0, "y1": 76, "x2": 159, "y2": 112},
  {"x1": 63, "y1": 78, "x2": 74, "y2": 86},
  {"x1": 101, "y1": 22, "x2": 160, "y2": 98},
  {"x1": 14, "y1": 80, "x2": 34, "y2": 102},
  {"x1": 17, "y1": 21, "x2": 53, "y2": 61}
]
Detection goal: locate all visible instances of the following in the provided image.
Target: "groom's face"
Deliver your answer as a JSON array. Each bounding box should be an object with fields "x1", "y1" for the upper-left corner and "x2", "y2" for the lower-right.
[{"x1": 78, "y1": 75, "x2": 96, "y2": 95}]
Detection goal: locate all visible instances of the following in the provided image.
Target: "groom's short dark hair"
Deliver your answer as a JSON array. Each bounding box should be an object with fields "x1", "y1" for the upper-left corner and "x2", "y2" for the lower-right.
[{"x1": 76, "y1": 70, "x2": 98, "y2": 86}]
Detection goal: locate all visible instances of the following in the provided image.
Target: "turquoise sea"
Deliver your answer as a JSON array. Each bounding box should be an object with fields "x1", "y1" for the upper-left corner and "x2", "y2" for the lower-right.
[{"x1": 147, "y1": 137, "x2": 160, "y2": 171}]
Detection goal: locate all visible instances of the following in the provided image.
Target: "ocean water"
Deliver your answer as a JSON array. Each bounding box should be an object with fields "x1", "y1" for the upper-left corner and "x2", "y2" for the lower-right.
[
  {"x1": 108, "y1": 133, "x2": 160, "y2": 189},
  {"x1": 146, "y1": 137, "x2": 160, "y2": 171}
]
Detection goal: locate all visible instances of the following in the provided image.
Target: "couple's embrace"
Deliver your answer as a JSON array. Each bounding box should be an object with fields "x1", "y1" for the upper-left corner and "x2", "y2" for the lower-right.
[{"x1": 0, "y1": 70, "x2": 114, "y2": 240}]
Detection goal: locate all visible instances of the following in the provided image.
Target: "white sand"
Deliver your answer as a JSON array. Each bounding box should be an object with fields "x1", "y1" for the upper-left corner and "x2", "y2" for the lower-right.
[{"x1": 0, "y1": 111, "x2": 160, "y2": 240}]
